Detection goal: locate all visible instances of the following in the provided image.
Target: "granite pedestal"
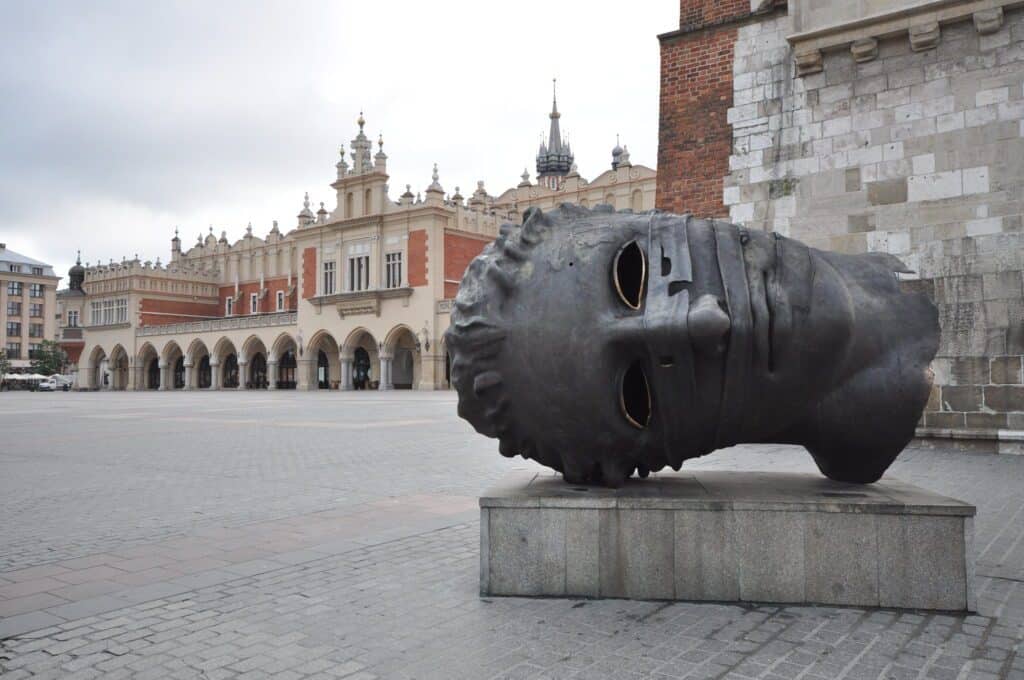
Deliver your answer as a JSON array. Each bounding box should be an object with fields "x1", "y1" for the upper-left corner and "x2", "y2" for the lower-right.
[{"x1": 480, "y1": 470, "x2": 976, "y2": 611}]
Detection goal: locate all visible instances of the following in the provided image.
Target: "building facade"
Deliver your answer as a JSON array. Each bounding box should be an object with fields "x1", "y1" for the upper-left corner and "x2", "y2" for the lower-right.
[
  {"x1": 0, "y1": 244, "x2": 59, "y2": 371},
  {"x1": 60, "y1": 103, "x2": 657, "y2": 392},
  {"x1": 658, "y1": 0, "x2": 1024, "y2": 451}
]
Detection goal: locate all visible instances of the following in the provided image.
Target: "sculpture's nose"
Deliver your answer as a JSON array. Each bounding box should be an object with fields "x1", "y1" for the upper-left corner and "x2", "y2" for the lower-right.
[{"x1": 688, "y1": 294, "x2": 730, "y2": 356}]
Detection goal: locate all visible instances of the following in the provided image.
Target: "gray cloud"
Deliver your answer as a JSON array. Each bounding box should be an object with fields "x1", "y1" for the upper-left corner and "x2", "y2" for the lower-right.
[{"x1": 0, "y1": 0, "x2": 676, "y2": 281}]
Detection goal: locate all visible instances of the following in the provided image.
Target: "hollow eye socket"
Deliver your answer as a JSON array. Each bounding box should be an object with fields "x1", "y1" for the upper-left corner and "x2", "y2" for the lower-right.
[
  {"x1": 620, "y1": 360, "x2": 651, "y2": 429},
  {"x1": 613, "y1": 240, "x2": 646, "y2": 310}
]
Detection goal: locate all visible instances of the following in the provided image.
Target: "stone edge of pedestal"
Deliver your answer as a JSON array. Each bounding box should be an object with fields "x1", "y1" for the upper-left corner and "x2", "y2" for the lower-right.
[{"x1": 479, "y1": 471, "x2": 977, "y2": 612}]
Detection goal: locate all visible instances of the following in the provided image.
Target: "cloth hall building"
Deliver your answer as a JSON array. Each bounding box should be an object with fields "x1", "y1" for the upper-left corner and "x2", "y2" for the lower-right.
[{"x1": 59, "y1": 102, "x2": 656, "y2": 391}]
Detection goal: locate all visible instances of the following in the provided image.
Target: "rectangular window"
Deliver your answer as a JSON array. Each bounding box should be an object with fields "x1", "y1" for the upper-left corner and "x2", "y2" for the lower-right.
[
  {"x1": 6, "y1": 321, "x2": 21, "y2": 337},
  {"x1": 68, "y1": 310, "x2": 79, "y2": 327},
  {"x1": 116, "y1": 298, "x2": 127, "y2": 323},
  {"x1": 276, "y1": 290, "x2": 285, "y2": 311},
  {"x1": 8, "y1": 264, "x2": 21, "y2": 273},
  {"x1": 29, "y1": 323, "x2": 43, "y2": 338},
  {"x1": 5, "y1": 342, "x2": 20, "y2": 359},
  {"x1": 32, "y1": 266, "x2": 43, "y2": 275},
  {"x1": 30, "y1": 283, "x2": 43, "y2": 298},
  {"x1": 7, "y1": 281, "x2": 22, "y2": 296},
  {"x1": 225, "y1": 298, "x2": 234, "y2": 316},
  {"x1": 250, "y1": 293, "x2": 258, "y2": 314},
  {"x1": 348, "y1": 255, "x2": 370, "y2": 292},
  {"x1": 6, "y1": 301, "x2": 21, "y2": 316},
  {"x1": 28, "y1": 343, "x2": 42, "y2": 359},
  {"x1": 30, "y1": 303, "x2": 43, "y2": 317},
  {"x1": 385, "y1": 252, "x2": 403, "y2": 289},
  {"x1": 322, "y1": 260, "x2": 336, "y2": 295}
]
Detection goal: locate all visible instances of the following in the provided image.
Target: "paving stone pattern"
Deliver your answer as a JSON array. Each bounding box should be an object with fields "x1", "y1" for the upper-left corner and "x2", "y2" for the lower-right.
[{"x1": 1, "y1": 392, "x2": 1023, "y2": 679}]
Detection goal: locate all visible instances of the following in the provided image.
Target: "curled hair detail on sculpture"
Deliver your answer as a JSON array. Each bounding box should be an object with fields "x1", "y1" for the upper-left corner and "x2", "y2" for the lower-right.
[{"x1": 446, "y1": 204, "x2": 653, "y2": 480}]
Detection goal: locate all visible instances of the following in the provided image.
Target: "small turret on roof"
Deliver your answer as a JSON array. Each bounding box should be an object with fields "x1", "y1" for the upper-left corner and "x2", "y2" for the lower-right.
[{"x1": 297, "y1": 192, "x2": 315, "y2": 227}]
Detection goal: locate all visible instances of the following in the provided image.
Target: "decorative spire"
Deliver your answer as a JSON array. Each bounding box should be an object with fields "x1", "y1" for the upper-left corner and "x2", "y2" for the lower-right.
[
  {"x1": 357, "y1": 111, "x2": 365, "y2": 131},
  {"x1": 76, "y1": 249, "x2": 81, "y2": 265},
  {"x1": 427, "y1": 163, "x2": 443, "y2": 193},
  {"x1": 246, "y1": 221, "x2": 253, "y2": 236},
  {"x1": 519, "y1": 168, "x2": 531, "y2": 187},
  {"x1": 536, "y1": 79, "x2": 573, "y2": 183},
  {"x1": 297, "y1": 191, "x2": 315, "y2": 225}
]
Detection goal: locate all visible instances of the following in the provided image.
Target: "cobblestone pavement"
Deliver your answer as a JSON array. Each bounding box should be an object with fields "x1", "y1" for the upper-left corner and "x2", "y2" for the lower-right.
[{"x1": 0, "y1": 391, "x2": 1022, "y2": 679}]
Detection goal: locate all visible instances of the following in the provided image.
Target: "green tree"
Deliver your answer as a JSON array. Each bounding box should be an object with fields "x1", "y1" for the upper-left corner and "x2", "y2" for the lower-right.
[
  {"x1": 0, "y1": 349, "x2": 9, "y2": 377},
  {"x1": 30, "y1": 339, "x2": 66, "y2": 376}
]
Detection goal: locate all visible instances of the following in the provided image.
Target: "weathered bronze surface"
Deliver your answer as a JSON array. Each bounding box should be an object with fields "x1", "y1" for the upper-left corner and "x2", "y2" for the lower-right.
[{"x1": 445, "y1": 205, "x2": 939, "y2": 487}]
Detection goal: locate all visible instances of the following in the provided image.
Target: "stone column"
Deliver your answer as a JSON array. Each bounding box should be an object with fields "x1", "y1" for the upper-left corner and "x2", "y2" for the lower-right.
[
  {"x1": 183, "y1": 361, "x2": 194, "y2": 391},
  {"x1": 158, "y1": 359, "x2": 169, "y2": 391},
  {"x1": 340, "y1": 357, "x2": 352, "y2": 391},
  {"x1": 237, "y1": 360, "x2": 247, "y2": 390},
  {"x1": 379, "y1": 355, "x2": 393, "y2": 390},
  {"x1": 210, "y1": 360, "x2": 221, "y2": 390},
  {"x1": 267, "y1": 360, "x2": 278, "y2": 390},
  {"x1": 418, "y1": 353, "x2": 438, "y2": 391},
  {"x1": 296, "y1": 358, "x2": 315, "y2": 391},
  {"x1": 126, "y1": 362, "x2": 137, "y2": 391}
]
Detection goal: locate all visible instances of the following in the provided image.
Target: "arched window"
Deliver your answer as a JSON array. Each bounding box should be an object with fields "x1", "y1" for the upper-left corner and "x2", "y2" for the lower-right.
[
  {"x1": 278, "y1": 350, "x2": 296, "y2": 389},
  {"x1": 631, "y1": 189, "x2": 643, "y2": 212},
  {"x1": 605, "y1": 193, "x2": 615, "y2": 208},
  {"x1": 249, "y1": 353, "x2": 267, "y2": 389},
  {"x1": 223, "y1": 354, "x2": 239, "y2": 389},
  {"x1": 198, "y1": 355, "x2": 211, "y2": 389},
  {"x1": 173, "y1": 356, "x2": 185, "y2": 389},
  {"x1": 318, "y1": 350, "x2": 330, "y2": 389}
]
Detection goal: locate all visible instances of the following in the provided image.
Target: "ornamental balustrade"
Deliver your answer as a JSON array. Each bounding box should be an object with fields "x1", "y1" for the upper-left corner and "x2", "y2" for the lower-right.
[{"x1": 136, "y1": 312, "x2": 297, "y2": 337}]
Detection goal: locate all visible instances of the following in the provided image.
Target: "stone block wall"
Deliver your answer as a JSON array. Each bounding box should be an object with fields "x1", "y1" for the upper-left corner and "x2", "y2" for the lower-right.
[{"x1": 718, "y1": 6, "x2": 1024, "y2": 450}]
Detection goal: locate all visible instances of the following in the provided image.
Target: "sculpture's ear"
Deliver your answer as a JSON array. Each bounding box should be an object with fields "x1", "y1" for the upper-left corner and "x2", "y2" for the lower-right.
[{"x1": 867, "y1": 252, "x2": 914, "y2": 274}]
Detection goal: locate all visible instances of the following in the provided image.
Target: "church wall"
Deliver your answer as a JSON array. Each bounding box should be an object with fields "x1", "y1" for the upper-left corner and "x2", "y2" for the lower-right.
[
  {"x1": 443, "y1": 231, "x2": 491, "y2": 299},
  {"x1": 660, "y1": 2, "x2": 1024, "y2": 448},
  {"x1": 302, "y1": 247, "x2": 317, "y2": 300},
  {"x1": 140, "y1": 298, "x2": 221, "y2": 326},
  {"x1": 408, "y1": 230, "x2": 429, "y2": 287}
]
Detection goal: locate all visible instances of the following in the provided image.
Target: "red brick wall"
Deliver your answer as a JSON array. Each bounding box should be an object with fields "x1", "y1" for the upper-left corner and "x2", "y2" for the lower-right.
[
  {"x1": 658, "y1": 1, "x2": 776, "y2": 218},
  {"x1": 140, "y1": 298, "x2": 221, "y2": 326},
  {"x1": 408, "y1": 230, "x2": 428, "y2": 287},
  {"x1": 680, "y1": 0, "x2": 751, "y2": 31},
  {"x1": 302, "y1": 247, "x2": 317, "y2": 299},
  {"x1": 443, "y1": 231, "x2": 491, "y2": 299},
  {"x1": 63, "y1": 344, "x2": 83, "y2": 364},
  {"x1": 217, "y1": 276, "x2": 292, "y2": 316}
]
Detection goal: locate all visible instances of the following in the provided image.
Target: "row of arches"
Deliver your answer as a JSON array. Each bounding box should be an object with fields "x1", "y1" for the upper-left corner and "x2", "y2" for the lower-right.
[{"x1": 83, "y1": 325, "x2": 427, "y2": 392}]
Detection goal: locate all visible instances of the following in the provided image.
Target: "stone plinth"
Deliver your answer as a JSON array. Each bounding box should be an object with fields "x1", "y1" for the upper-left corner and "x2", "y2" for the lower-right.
[{"x1": 480, "y1": 470, "x2": 976, "y2": 611}]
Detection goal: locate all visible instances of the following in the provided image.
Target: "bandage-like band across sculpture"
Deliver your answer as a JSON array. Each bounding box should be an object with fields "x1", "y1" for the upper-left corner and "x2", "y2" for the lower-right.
[{"x1": 446, "y1": 205, "x2": 939, "y2": 488}]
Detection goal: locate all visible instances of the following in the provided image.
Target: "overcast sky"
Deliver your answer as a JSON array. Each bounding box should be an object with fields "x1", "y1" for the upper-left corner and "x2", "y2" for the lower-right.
[{"x1": 0, "y1": 1, "x2": 678, "y2": 283}]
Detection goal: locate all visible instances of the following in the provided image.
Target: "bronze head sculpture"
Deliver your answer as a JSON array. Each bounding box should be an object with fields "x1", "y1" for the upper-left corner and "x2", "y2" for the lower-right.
[{"x1": 445, "y1": 205, "x2": 939, "y2": 488}]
